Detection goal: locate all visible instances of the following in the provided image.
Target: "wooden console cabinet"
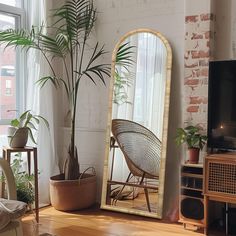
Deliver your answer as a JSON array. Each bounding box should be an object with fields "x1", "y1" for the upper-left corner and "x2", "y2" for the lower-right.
[{"x1": 204, "y1": 153, "x2": 236, "y2": 235}]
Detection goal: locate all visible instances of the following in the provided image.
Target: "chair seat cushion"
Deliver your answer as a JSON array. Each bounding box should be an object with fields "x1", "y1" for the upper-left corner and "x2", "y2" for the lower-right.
[{"x1": 0, "y1": 198, "x2": 27, "y2": 220}]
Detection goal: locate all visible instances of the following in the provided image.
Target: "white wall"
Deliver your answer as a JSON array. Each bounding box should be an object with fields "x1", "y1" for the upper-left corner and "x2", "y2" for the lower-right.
[{"x1": 214, "y1": 0, "x2": 236, "y2": 59}]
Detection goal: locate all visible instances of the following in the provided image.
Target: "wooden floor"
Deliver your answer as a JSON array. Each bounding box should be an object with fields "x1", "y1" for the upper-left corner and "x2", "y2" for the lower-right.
[
  {"x1": 112, "y1": 192, "x2": 158, "y2": 213},
  {"x1": 22, "y1": 206, "x2": 225, "y2": 236}
]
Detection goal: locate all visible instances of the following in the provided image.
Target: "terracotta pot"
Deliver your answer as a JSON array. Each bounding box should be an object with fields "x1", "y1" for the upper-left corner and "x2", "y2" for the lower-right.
[
  {"x1": 188, "y1": 148, "x2": 200, "y2": 164},
  {"x1": 8, "y1": 127, "x2": 28, "y2": 148},
  {"x1": 50, "y1": 173, "x2": 96, "y2": 211}
]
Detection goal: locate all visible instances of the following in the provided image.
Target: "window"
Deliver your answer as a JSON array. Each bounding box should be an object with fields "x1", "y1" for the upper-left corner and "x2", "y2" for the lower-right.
[
  {"x1": 1, "y1": 66, "x2": 15, "y2": 76},
  {"x1": 5, "y1": 79, "x2": 12, "y2": 96},
  {"x1": 0, "y1": 0, "x2": 21, "y2": 7},
  {"x1": 0, "y1": 2, "x2": 25, "y2": 141}
]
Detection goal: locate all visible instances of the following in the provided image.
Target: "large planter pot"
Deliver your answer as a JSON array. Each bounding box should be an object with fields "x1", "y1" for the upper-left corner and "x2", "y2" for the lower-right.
[
  {"x1": 188, "y1": 148, "x2": 200, "y2": 164},
  {"x1": 50, "y1": 173, "x2": 96, "y2": 211},
  {"x1": 8, "y1": 127, "x2": 28, "y2": 148}
]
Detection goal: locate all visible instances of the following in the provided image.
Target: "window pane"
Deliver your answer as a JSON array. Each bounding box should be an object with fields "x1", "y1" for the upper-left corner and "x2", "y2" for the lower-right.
[
  {"x1": 0, "y1": 0, "x2": 21, "y2": 7},
  {"x1": 0, "y1": 13, "x2": 17, "y2": 122},
  {"x1": 0, "y1": 125, "x2": 9, "y2": 148}
]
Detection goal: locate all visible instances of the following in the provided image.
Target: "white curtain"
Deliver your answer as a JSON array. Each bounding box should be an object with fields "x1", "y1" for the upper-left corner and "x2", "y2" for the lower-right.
[
  {"x1": 111, "y1": 33, "x2": 167, "y2": 182},
  {"x1": 133, "y1": 33, "x2": 166, "y2": 139},
  {"x1": 25, "y1": 0, "x2": 59, "y2": 206}
]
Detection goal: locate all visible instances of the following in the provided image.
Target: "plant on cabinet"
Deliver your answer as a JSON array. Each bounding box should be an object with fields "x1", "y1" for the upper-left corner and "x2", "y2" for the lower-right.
[
  {"x1": 0, "y1": 0, "x2": 110, "y2": 210},
  {"x1": 8, "y1": 110, "x2": 49, "y2": 148},
  {"x1": 175, "y1": 125, "x2": 207, "y2": 164}
]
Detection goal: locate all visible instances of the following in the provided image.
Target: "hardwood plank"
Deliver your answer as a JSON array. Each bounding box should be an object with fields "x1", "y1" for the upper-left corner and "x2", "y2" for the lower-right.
[{"x1": 22, "y1": 206, "x2": 224, "y2": 236}]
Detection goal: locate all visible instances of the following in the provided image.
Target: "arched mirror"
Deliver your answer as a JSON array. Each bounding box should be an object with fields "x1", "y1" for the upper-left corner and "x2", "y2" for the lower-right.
[{"x1": 101, "y1": 29, "x2": 172, "y2": 219}]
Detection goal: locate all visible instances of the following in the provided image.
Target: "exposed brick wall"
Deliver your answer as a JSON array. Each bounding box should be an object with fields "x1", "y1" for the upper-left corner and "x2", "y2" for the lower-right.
[{"x1": 184, "y1": 13, "x2": 214, "y2": 130}]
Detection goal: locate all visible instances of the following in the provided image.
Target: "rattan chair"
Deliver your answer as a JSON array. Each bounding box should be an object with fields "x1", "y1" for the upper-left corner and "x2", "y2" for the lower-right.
[{"x1": 111, "y1": 119, "x2": 162, "y2": 212}]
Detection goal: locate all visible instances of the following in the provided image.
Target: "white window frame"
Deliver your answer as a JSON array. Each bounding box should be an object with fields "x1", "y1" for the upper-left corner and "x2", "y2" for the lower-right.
[{"x1": 0, "y1": 3, "x2": 26, "y2": 125}]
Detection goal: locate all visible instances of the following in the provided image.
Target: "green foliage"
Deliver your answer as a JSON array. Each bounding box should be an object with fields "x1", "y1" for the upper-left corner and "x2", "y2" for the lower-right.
[
  {"x1": 113, "y1": 42, "x2": 136, "y2": 104},
  {"x1": 175, "y1": 125, "x2": 207, "y2": 150},
  {"x1": 11, "y1": 157, "x2": 35, "y2": 204},
  {"x1": 113, "y1": 71, "x2": 133, "y2": 105},
  {"x1": 10, "y1": 110, "x2": 49, "y2": 144},
  {"x1": 0, "y1": 155, "x2": 35, "y2": 204},
  {"x1": 0, "y1": 0, "x2": 110, "y2": 180}
]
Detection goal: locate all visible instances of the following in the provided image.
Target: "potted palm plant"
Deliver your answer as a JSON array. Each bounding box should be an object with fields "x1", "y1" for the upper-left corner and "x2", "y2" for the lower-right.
[
  {"x1": 0, "y1": 0, "x2": 110, "y2": 210},
  {"x1": 175, "y1": 125, "x2": 207, "y2": 164}
]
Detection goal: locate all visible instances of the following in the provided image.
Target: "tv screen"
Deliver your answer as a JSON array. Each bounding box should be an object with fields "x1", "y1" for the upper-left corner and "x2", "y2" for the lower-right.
[{"x1": 208, "y1": 60, "x2": 236, "y2": 150}]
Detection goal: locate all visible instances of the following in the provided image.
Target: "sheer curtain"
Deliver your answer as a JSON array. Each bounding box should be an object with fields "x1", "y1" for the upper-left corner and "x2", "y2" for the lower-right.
[
  {"x1": 133, "y1": 33, "x2": 166, "y2": 140},
  {"x1": 25, "y1": 0, "x2": 59, "y2": 206},
  {"x1": 111, "y1": 33, "x2": 167, "y2": 182}
]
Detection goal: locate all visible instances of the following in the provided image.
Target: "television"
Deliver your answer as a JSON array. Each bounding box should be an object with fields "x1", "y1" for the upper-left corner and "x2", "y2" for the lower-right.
[{"x1": 208, "y1": 60, "x2": 236, "y2": 151}]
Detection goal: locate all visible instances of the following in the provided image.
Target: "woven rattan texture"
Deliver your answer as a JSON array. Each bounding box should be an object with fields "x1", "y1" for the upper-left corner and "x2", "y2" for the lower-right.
[
  {"x1": 208, "y1": 162, "x2": 236, "y2": 194},
  {"x1": 112, "y1": 119, "x2": 161, "y2": 178}
]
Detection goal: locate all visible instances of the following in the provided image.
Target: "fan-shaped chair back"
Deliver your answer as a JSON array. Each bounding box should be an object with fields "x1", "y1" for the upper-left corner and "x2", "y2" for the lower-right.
[{"x1": 111, "y1": 119, "x2": 162, "y2": 179}]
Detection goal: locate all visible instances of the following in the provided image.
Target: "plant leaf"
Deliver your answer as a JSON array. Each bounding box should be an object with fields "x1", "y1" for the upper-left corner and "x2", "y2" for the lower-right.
[
  {"x1": 27, "y1": 127, "x2": 37, "y2": 144},
  {"x1": 11, "y1": 119, "x2": 20, "y2": 127}
]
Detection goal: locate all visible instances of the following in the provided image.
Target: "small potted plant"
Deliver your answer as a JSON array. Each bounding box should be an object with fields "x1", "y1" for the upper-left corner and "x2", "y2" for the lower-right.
[
  {"x1": 175, "y1": 125, "x2": 207, "y2": 164},
  {"x1": 8, "y1": 110, "x2": 49, "y2": 148}
]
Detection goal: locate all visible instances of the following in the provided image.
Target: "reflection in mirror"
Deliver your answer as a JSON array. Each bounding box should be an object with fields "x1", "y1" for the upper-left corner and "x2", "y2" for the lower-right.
[
  {"x1": 113, "y1": 32, "x2": 166, "y2": 139},
  {"x1": 101, "y1": 29, "x2": 172, "y2": 219}
]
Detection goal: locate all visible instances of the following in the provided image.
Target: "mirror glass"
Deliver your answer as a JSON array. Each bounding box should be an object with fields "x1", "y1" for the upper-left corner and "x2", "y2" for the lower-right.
[{"x1": 101, "y1": 29, "x2": 172, "y2": 218}]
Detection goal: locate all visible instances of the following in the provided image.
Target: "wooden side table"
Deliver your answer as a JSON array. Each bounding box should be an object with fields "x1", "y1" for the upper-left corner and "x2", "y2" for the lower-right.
[{"x1": 1, "y1": 146, "x2": 39, "y2": 223}]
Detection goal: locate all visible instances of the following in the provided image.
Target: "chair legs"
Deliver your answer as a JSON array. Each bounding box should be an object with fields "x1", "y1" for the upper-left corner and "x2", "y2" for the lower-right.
[
  {"x1": 144, "y1": 188, "x2": 151, "y2": 212},
  {"x1": 112, "y1": 172, "x2": 132, "y2": 205},
  {"x1": 139, "y1": 173, "x2": 151, "y2": 212},
  {"x1": 112, "y1": 172, "x2": 152, "y2": 212}
]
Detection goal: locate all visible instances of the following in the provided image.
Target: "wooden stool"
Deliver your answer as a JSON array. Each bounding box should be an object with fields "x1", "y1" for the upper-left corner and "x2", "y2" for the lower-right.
[{"x1": 1, "y1": 146, "x2": 39, "y2": 223}]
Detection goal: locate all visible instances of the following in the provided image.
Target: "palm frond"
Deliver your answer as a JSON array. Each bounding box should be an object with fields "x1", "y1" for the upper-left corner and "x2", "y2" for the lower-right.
[
  {"x1": 0, "y1": 29, "x2": 35, "y2": 49},
  {"x1": 38, "y1": 34, "x2": 66, "y2": 57},
  {"x1": 36, "y1": 76, "x2": 70, "y2": 98},
  {"x1": 83, "y1": 2, "x2": 96, "y2": 38},
  {"x1": 113, "y1": 42, "x2": 135, "y2": 104},
  {"x1": 83, "y1": 72, "x2": 96, "y2": 85},
  {"x1": 55, "y1": 33, "x2": 70, "y2": 54},
  {"x1": 37, "y1": 76, "x2": 60, "y2": 89},
  {"x1": 86, "y1": 43, "x2": 105, "y2": 69},
  {"x1": 85, "y1": 43, "x2": 110, "y2": 75},
  {"x1": 53, "y1": 0, "x2": 96, "y2": 43},
  {"x1": 116, "y1": 42, "x2": 136, "y2": 68},
  {"x1": 84, "y1": 64, "x2": 110, "y2": 85}
]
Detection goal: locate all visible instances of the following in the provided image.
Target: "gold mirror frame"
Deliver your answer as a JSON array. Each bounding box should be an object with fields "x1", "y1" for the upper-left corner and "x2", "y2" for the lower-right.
[{"x1": 101, "y1": 28, "x2": 172, "y2": 219}]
